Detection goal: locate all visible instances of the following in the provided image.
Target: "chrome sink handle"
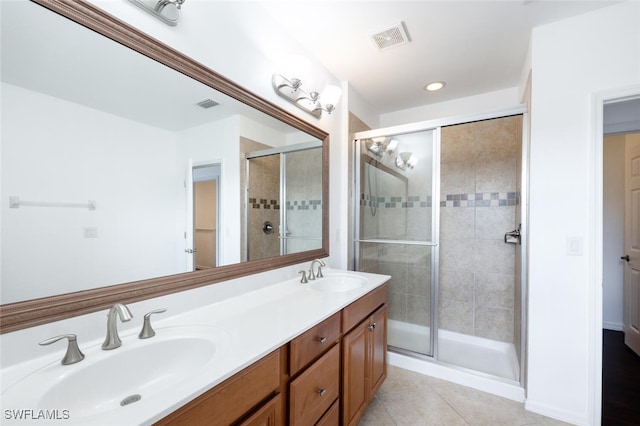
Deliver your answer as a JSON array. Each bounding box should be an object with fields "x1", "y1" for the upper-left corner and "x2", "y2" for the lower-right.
[
  {"x1": 39, "y1": 334, "x2": 85, "y2": 365},
  {"x1": 138, "y1": 308, "x2": 167, "y2": 339},
  {"x1": 102, "y1": 303, "x2": 133, "y2": 350},
  {"x1": 299, "y1": 270, "x2": 308, "y2": 283}
]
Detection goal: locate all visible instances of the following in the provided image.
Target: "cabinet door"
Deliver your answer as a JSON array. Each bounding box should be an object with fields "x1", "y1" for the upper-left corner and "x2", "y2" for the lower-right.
[
  {"x1": 342, "y1": 320, "x2": 369, "y2": 426},
  {"x1": 369, "y1": 304, "x2": 387, "y2": 396},
  {"x1": 239, "y1": 394, "x2": 281, "y2": 426}
]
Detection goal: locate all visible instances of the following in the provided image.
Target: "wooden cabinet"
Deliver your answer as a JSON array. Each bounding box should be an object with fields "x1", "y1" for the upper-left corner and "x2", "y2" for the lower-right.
[
  {"x1": 239, "y1": 394, "x2": 281, "y2": 426},
  {"x1": 157, "y1": 283, "x2": 387, "y2": 426},
  {"x1": 289, "y1": 344, "x2": 340, "y2": 425},
  {"x1": 316, "y1": 400, "x2": 339, "y2": 426},
  {"x1": 342, "y1": 288, "x2": 388, "y2": 426},
  {"x1": 156, "y1": 348, "x2": 284, "y2": 426},
  {"x1": 289, "y1": 311, "x2": 341, "y2": 376}
]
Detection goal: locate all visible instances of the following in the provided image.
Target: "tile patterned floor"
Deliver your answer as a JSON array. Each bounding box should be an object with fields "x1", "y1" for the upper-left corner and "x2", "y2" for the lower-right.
[{"x1": 358, "y1": 365, "x2": 570, "y2": 426}]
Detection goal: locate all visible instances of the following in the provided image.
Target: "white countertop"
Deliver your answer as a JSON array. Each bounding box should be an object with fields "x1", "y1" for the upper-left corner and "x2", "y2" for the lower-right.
[{"x1": 0, "y1": 269, "x2": 389, "y2": 425}]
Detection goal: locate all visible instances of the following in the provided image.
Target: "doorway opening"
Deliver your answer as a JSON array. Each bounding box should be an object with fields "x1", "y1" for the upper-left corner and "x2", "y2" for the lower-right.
[
  {"x1": 601, "y1": 95, "x2": 640, "y2": 423},
  {"x1": 192, "y1": 164, "x2": 220, "y2": 270}
]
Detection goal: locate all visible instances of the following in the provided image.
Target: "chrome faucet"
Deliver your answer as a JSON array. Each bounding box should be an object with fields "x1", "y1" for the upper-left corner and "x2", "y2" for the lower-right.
[
  {"x1": 308, "y1": 259, "x2": 326, "y2": 280},
  {"x1": 102, "y1": 303, "x2": 133, "y2": 350}
]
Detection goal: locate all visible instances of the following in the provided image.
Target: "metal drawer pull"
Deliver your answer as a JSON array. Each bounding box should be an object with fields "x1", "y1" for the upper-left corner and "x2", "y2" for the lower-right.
[
  {"x1": 317, "y1": 388, "x2": 327, "y2": 397},
  {"x1": 317, "y1": 336, "x2": 327, "y2": 344},
  {"x1": 368, "y1": 322, "x2": 377, "y2": 331}
]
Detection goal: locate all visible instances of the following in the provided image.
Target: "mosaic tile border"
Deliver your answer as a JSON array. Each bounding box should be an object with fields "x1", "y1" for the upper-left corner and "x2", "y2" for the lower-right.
[
  {"x1": 249, "y1": 198, "x2": 280, "y2": 210},
  {"x1": 286, "y1": 199, "x2": 322, "y2": 210},
  {"x1": 360, "y1": 194, "x2": 433, "y2": 208},
  {"x1": 442, "y1": 192, "x2": 519, "y2": 207},
  {"x1": 360, "y1": 192, "x2": 520, "y2": 208}
]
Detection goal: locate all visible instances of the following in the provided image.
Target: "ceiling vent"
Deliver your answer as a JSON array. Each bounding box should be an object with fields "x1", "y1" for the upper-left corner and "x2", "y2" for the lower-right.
[
  {"x1": 371, "y1": 22, "x2": 411, "y2": 51},
  {"x1": 196, "y1": 99, "x2": 219, "y2": 109}
]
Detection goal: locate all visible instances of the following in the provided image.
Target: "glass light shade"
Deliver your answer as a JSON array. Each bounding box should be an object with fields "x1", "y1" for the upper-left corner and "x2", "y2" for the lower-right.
[
  {"x1": 320, "y1": 85, "x2": 342, "y2": 107},
  {"x1": 282, "y1": 55, "x2": 311, "y2": 80},
  {"x1": 386, "y1": 138, "x2": 399, "y2": 154}
]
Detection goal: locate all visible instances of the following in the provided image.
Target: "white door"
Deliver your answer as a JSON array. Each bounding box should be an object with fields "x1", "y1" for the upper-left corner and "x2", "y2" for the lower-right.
[
  {"x1": 623, "y1": 133, "x2": 640, "y2": 355},
  {"x1": 185, "y1": 159, "x2": 195, "y2": 271}
]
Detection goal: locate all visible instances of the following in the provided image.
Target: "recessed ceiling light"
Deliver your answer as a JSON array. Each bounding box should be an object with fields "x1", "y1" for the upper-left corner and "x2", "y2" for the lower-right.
[{"x1": 424, "y1": 81, "x2": 446, "y2": 92}]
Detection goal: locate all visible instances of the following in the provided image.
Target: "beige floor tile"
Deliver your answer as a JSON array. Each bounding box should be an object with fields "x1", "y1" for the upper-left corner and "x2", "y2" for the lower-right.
[
  {"x1": 432, "y1": 384, "x2": 545, "y2": 425},
  {"x1": 359, "y1": 365, "x2": 571, "y2": 426},
  {"x1": 375, "y1": 386, "x2": 468, "y2": 426},
  {"x1": 357, "y1": 397, "x2": 395, "y2": 426}
]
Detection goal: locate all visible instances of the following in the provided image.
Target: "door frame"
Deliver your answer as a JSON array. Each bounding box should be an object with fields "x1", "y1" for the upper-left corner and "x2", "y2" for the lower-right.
[
  {"x1": 591, "y1": 84, "x2": 640, "y2": 424},
  {"x1": 191, "y1": 161, "x2": 222, "y2": 269}
]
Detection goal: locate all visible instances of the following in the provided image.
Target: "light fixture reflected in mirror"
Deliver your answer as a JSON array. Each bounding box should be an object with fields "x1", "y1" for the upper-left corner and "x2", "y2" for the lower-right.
[
  {"x1": 272, "y1": 56, "x2": 342, "y2": 118},
  {"x1": 395, "y1": 152, "x2": 418, "y2": 170},
  {"x1": 365, "y1": 137, "x2": 398, "y2": 158},
  {"x1": 129, "y1": 0, "x2": 186, "y2": 26}
]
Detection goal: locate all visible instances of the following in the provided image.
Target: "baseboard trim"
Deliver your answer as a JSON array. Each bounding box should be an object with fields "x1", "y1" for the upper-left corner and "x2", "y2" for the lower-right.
[
  {"x1": 603, "y1": 322, "x2": 624, "y2": 331},
  {"x1": 525, "y1": 399, "x2": 587, "y2": 426}
]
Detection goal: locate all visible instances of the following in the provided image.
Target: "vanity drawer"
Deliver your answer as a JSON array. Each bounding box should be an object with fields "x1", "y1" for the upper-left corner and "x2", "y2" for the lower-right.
[
  {"x1": 289, "y1": 344, "x2": 340, "y2": 425},
  {"x1": 342, "y1": 284, "x2": 387, "y2": 333},
  {"x1": 316, "y1": 399, "x2": 339, "y2": 426},
  {"x1": 158, "y1": 348, "x2": 282, "y2": 426},
  {"x1": 289, "y1": 311, "x2": 341, "y2": 376}
]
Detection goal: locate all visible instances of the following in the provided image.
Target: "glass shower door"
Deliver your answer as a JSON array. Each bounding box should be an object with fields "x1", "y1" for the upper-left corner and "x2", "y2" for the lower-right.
[
  {"x1": 283, "y1": 148, "x2": 323, "y2": 254},
  {"x1": 354, "y1": 129, "x2": 438, "y2": 357}
]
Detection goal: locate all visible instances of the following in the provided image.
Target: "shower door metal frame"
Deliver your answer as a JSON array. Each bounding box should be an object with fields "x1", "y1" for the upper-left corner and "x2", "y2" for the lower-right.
[
  {"x1": 353, "y1": 126, "x2": 441, "y2": 359},
  {"x1": 246, "y1": 140, "x2": 323, "y2": 257},
  {"x1": 353, "y1": 105, "x2": 529, "y2": 386}
]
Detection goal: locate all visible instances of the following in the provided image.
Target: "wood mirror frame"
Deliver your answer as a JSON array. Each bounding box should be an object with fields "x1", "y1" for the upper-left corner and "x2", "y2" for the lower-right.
[{"x1": 0, "y1": 0, "x2": 329, "y2": 334}]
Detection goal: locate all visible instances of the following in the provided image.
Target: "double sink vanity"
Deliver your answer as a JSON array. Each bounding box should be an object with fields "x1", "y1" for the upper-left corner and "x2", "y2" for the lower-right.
[{"x1": 1, "y1": 267, "x2": 389, "y2": 425}]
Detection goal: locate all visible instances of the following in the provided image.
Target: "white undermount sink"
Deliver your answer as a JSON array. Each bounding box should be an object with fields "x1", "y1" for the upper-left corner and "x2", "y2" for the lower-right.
[
  {"x1": 1, "y1": 325, "x2": 230, "y2": 422},
  {"x1": 309, "y1": 273, "x2": 367, "y2": 293}
]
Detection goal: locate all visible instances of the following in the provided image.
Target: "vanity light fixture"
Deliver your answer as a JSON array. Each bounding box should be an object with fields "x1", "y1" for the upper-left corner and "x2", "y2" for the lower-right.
[
  {"x1": 395, "y1": 152, "x2": 418, "y2": 170},
  {"x1": 366, "y1": 137, "x2": 398, "y2": 158},
  {"x1": 424, "y1": 81, "x2": 446, "y2": 92},
  {"x1": 129, "y1": 0, "x2": 186, "y2": 26},
  {"x1": 272, "y1": 56, "x2": 342, "y2": 118}
]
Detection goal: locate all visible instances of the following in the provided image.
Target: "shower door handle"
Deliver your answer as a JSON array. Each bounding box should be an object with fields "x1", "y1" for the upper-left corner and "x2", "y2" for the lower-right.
[{"x1": 504, "y1": 229, "x2": 521, "y2": 244}]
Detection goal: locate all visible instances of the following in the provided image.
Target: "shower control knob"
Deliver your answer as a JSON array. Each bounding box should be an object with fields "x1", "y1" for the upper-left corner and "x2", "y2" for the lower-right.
[{"x1": 621, "y1": 255, "x2": 630, "y2": 262}]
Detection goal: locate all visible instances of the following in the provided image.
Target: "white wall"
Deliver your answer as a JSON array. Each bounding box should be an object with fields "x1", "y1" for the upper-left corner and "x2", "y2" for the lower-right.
[
  {"x1": 178, "y1": 116, "x2": 242, "y2": 266},
  {"x1": 603, "y1": 135, "x2": 625, "y2": 331},
  {"x1": 1, "y1": 83, "x2": 184, "y2": 303},
  {"x1": 380, "y1": 87, "x2": 521, "y2": 127},
  {"x1": 527, "y1": 2, "x2": 640, "y2": 424}
]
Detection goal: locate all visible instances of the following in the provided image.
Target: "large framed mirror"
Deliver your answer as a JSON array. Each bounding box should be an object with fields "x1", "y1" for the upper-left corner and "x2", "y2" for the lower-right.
[{"x1": 0, "y1": 0, "x2": 329, "y2": 333}]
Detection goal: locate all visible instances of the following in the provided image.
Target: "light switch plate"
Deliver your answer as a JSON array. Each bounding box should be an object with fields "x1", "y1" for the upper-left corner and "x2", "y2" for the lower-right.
[{"x1": 566, "y1": 236, "x2": 583, "y2": 256}]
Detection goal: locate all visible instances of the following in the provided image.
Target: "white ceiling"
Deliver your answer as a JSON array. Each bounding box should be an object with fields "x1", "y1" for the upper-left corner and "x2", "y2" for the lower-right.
[
  {"x1": 0, "y1": 1, "x2": 298, "y2": 133},
  {"x1": 259, "y1": 1, "x2": 622, "y2": 114}
]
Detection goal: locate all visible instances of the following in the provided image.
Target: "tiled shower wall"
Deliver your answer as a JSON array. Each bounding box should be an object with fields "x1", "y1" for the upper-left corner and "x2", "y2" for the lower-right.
[
  {"x1": 439, "y1": 115, "x2": 522, "y2": 343},
  {"x1": 284, "y1": 148, "x2": 323, "y2": 254},
  {"x1": 241, "y1": 137, "x2": 280, "y2": 262}
]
